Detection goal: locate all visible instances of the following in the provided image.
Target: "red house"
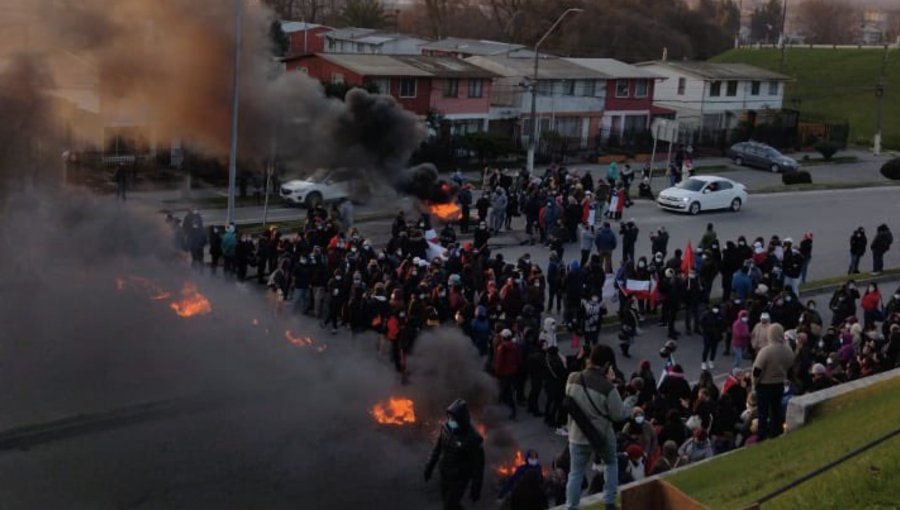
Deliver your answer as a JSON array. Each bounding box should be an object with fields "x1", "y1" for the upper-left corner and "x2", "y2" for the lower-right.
[
  {"x1": 566, "y1": 58, "x2": 669, "y2": 142},
  {"x1": 280, "y1": 21, "x2": 333, "y2": 55},
  {"x1": 284, "y1": 53, "x2": 498, "y2": 134}
]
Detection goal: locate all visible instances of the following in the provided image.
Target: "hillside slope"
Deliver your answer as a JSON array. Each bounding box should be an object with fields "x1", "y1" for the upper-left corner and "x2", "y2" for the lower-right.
[{"x1": 713, "y1": 48, "x2": 900, "y2": 149}]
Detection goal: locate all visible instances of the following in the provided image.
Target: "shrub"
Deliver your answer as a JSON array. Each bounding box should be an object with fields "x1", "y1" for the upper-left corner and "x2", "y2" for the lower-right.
[
  {"x1": 813, "y1": 140, "x2": 841, "y2": 161},
  {"x1": 783, "y1": 170, "x2": 813, "y2": 185},
  {"x1": 881, "y1": 158, "x2": 900, "y2": 180}
]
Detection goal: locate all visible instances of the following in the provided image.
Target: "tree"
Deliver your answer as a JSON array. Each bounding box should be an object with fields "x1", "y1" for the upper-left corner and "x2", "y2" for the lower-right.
[
  {"x1": 339, "y1": 0, "x2": 388, "y2": 28},
  {"x1": 796, "y1": 0, "x2": 858, "y2": 44},
  {"x1": 269, "y1": 20, "x2": 289, "y2": 57},
  {"x1": 750, "y1": 0, "x2": 782, "y2": 43}
]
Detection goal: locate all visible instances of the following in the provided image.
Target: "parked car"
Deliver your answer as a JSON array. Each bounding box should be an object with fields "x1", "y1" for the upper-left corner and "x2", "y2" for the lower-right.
[
  {"x1": 280, "y1": 168, "x2": 371, "y2": 208},
  {"x1": 728, "y1": 141, "x2": 799, "y2": 173},
  {"x1": 657, "y1": 176, "x2": 748, "y2": 215}
]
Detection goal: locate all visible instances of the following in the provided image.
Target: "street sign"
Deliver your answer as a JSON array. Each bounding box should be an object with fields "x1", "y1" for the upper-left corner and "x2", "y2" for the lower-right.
[{"x1": 651, "y1": 118, "x2": 680, "y2": 143}]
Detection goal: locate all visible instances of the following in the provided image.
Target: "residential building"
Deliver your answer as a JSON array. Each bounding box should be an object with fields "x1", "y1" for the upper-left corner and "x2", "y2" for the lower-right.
[
  {"x1": 284, "y1": 53, "x2": 497, "y2": 134},
  {"x1": 280, "y1": 21, "x2": 333, "y2": 55},
  {"x1": 464, "y1": 54, "x2": 609, "y2": 148},
  {"x1": 637, "y1": 60, "x2": 791, "y2": 134},
  {"x1": 565, "y1": 58, "x2": 668, "y2": 142},
  {"x1": 322, "y1": 27, "x2": 428, "y2": 55},
  {"x1": 420, "y1": 37, "x2": 529, "y2": 59}
]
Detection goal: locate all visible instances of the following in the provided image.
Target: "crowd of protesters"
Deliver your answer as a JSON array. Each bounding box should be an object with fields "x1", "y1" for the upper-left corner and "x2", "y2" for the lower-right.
[{"x1": 165, "y1": 160, "x2": 899, "y2": 510}]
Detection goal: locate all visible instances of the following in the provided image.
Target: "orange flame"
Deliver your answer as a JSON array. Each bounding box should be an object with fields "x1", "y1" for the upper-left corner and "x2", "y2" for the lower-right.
[
  {"x1": 169, "y1": 282, "x2": 212, "y2": 318},
  {"x1": 427, "y1": 202, "x2": 461, "y2": 221},
  {"x1": 495, "y1": 450, "x2": 525, "y2": 478},
  {"x1": 285, "y1": 330, "x2": 328, "y2": 353},
  {"x1": 370, "y1": 398, "x2": 416, "y2": 426}
]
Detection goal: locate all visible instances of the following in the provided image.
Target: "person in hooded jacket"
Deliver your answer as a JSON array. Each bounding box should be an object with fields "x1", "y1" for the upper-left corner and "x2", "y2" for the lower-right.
[
  {"x1": 700, "y1": 305, "x2": 727, "y2": 371},
  {"x1": 849, "y1": 227, "x2": 867, "y2": 274},
  {"x1": 581, "y1": 294, "x2": 606, "y2": 347},
  {"x1": 870, "y1": 224, "x2": 893, "y2": 275},
  {"x1": 425, "y1": 399, "x2": 485, "y2": 510},
  {"x1": 498, "y1": 449, "x2": 544, "y2": 501},
  {"x1": 829, "y1": 281, "x2": 860, "y2": 327},
  {"x1": 650, "y1": 227, "x2": 669, "y2": 259},
  {"x1": 731, "y1": 310, "x2": 751, "y2": 368},
  {"x1": 683, "y1": 271, "x2": 704, "y2": 335},
  {"x1": 469, "y1": 305, "x2": 491, "y2": 356},
  {"x1": 543, "y1": 345, "x2": 568, "y2": 433}
]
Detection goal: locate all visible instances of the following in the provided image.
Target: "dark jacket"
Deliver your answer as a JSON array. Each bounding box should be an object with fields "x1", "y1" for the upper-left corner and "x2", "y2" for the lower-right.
[
  {"x1": 595, "y1": 227, "x2": 617, "y2": 251},
  {"x1": 425, "y1": 400, "x2": 485, "y2": 495},
  {"x1": 700, "y1": 310, "x2": 727, "y2": 340}
]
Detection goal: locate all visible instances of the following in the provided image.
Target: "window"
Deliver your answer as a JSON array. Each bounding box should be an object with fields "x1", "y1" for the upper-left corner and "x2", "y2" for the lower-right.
[
  {"x1": 583, "y1": 80, "x2": 595, "y2": 97},
  {"x1": 768, "y1": 81, "x2": 780, "y2": 95},
  {"x1": 677, "y1": 77, "x2": 686, "y2": 95},
  {"x1": 710, "y1": 81, "x2": 722, "y2": 97},
  {"x1": 726, "y1": 80, "x2": 738, "y2": 97},
  {"x1": 298, "y1": 66, "x2": 309, "y2": 74},
  {"x1": 371, "y1": 78, "x2": 390, "y2": 94},
  {"x1": 328, "y1": 39, "x2": 335, "y2": 51},
  {"x1": 751, "y1": 81, "x2": 760, "y2": 96},
  {"x1": 593, "y1": 80, "x2": 604, "y2": 97},
  {"x1": 400, "y1": 78, "x2": 417, "y2": 98},
  {"x1": 536, "y1": 80, "x2": 552, "y2": 96},
  {"x1": 467, "y1": 79, "x2": 483, "y2": 98},
  {"x1": 635, "y1": 79, "x2": 648, "y2": 98},
  {"x1": 615, "y1": 79, "x2": 629, "y2": 98},
  {"x1": 356, "y1": 43, "x2": 365, "y2": 53},
  {"x1": 717, "y1": 180, "x2": 733, "y2": 190},
  {"x1": 444, "y1": 79, "x2": 459, "y2": 98},
  {"x1": 623, "y1": 115, "x2": 648, "y2": 133},
  {"x1": 562, "y1": 80, "x2": 575, "y2": 96},
  {"x1": 331, "y1": 73, "x2": 344, "y2": 84}
]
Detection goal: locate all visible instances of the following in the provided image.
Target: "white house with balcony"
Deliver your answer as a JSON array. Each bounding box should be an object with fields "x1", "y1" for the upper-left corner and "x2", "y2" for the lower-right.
[
  {"x1": 465, "y1": 54, "x2": 608, "y2": 148},
  {"x1": 637, "y1": 61, "x2": 791, "y2": 134}
]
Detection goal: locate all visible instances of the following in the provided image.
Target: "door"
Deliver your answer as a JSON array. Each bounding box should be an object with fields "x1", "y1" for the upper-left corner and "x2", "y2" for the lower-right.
[{"x1": 702, "y1": 180, "x2": 727, "y2": 209}]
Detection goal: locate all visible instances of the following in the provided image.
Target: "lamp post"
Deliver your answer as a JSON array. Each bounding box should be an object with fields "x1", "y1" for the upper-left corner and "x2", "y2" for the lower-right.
[
  {"x1": 526, "y1": 8, "x2": 583, "y2": 174},
  {"x1": 226, "y1": 0, "x2": 244, "y2": 226}
]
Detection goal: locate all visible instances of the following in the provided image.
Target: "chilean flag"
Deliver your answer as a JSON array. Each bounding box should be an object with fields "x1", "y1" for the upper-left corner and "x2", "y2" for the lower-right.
[{"x1": 616, "y1": 265, "x2": 660, "y2": 305}]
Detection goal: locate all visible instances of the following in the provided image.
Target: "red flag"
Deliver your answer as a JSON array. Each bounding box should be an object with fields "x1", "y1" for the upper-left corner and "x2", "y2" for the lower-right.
[{"x1": 682, "y1": 241, "x2": 695, "y2": 274}]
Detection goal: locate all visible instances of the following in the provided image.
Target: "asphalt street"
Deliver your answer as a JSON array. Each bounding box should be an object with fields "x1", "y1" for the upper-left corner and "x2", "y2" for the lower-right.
[{"x1": 4, "y1": 172, "x2": 900, "y2": 508}]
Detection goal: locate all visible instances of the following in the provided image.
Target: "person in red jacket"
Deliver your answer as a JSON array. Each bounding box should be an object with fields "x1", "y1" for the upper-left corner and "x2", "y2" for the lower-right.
[
  {"x1": 861, "y1": 282, "x2": 883, "y2": 330},
  {"x1": 494, "y1": 329, "x2": 521, "y2": 419}
]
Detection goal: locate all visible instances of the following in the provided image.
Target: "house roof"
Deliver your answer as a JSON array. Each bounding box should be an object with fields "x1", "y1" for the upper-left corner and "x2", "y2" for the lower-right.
[
  {"x1": 420, "y1": 37, "x2": 526, "y2": 56},
  {"x1": 565, "y1": 58, "x2": 664, "y2": 80},
  {"x1": 279, "y1": 21, "x2": 330, "y2": 33},
  {"x1": 465, "y1": 54, "x2": 607, "y2": 80},
  {"x1": 324, "y1": 27, "x2": 427, "y2": 46},
  {"x1": 637, "y1": 61, "x2": 792, "y2": 81},
  {"x1": 393, "y1": 55, "x2": 499, "y2": 78},
  {"x1": 315, "y1": 53, "x2": 431, "y2": 77},
  {"x1": 312, "y1": 53, "x2": 496, "y2": 78}
]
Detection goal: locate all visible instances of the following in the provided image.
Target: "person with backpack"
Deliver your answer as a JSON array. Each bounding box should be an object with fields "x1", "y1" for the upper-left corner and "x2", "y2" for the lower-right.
[{"x1": 564, "y1": 347, "x2": 630, "y2": 510}]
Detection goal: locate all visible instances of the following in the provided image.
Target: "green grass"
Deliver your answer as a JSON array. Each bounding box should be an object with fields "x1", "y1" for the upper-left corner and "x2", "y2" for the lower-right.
[
  {"x1": 664, "y1": 376, "x2": 900, "y2": 510},
  {"x1": 712, "y1": 48, "x2": 900, "y2": 149}
]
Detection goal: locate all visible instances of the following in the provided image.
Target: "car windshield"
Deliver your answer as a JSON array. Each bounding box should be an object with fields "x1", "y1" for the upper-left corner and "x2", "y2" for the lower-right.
[
  {"x1": 305, "y1": 168, "x2": 332, "y2": 183},
  {"x1": 677, "y1": 178, "x2": 706, "y2": 192}
]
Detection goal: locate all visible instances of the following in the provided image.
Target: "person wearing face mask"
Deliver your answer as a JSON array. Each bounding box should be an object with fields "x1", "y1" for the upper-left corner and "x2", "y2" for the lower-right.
[
  {"x1": 861, "y1": 282, "x2": 884, "y2": 330},
  {"x1": 781, "y1": 238, "x2": 804, "y2": 297},
  {"x1": 684, "y1": 271, "x2": 704, "y2": 336},
  {"x1": 731, "y1": 310, "x2": 752, "y2": 368},
  {"x1": 829, "y1": 281, "x2": 860, "y2": 327},
  {"x1": 800, "y1": 299, "x2": 823, "y2": 339},
  {"x1": 425, "y1": 399, "x2": 485, "y2": 509},
  {"x1": 582, "y1": 294, "x2": 606, "y2": 347},
  {"x1": 497, "y1": 449, "x2": 544, "y2": 502},
  {"x1": 323, "y1": 269, "x2": 347, "y2": 334},
  {"x1": 699, "y1": 305, "x2": 727, "y2": 371},
  {"x1": 650, "y1": 227, "x2": 669, "y2": 259},
  {"x1": 848, "y1": 227, "x2": 867, "y2": 274},
  {"x1": 622, "y1": 408, "x2": 656, "y2": 458}
]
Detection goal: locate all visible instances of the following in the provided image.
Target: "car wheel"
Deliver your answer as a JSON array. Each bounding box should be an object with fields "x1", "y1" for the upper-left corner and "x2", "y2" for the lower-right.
[
  {"x1": 305, "y1": 191, "x2": 323, "y2": 209},
  {"x1": 770, "y1": 163, "x2": 781, "y2": 173},
  {"x1": 734, "y1": 156, "x2": 743, "y2": 166},
  {"x1": 689, "y1": 202, "x2": 701, "y2": 215},
  {"x1": 730, "y1": 197, "x2": 742, "y2": 212}
]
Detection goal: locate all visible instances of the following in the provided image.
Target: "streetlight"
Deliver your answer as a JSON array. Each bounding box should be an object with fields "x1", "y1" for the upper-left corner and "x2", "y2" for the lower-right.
[
  {"x1": 526, "y1": 7, "x2": 583, "y2": 174},
  {"x1": 226, "y1": 0, "x2": 244, "y2": 226}
]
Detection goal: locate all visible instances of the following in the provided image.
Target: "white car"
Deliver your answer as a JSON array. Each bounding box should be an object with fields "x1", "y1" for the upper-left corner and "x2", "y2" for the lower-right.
[
  {"x1": 656, "y1": 176, "x2": 748, "y2": 215},
  {"x1": 280, "y1": 168, "x2": 370, "y2": 208}
]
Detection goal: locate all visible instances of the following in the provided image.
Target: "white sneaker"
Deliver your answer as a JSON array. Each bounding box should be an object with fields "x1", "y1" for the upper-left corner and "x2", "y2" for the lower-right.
[
  {"x1": 709, "y1": 361, "x2": 715, "y2": 370},
  {"x1": 555, "y1": 426, "x2": 569, "y2": 437},
  {"x1": 701, "y1": 362, "x2": 708, "y2": 371}
]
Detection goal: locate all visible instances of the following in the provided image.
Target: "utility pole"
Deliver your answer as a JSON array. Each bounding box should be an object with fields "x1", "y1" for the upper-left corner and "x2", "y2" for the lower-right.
[
  {"x1": 226, "y1": 0, "x2": 244, "y2": 226},
  {"x1": 526, "y1": 8, "x2": 583, "y2": 174},
  {"x1": 874, "y1": 45, "x2": 889, "y2": 156},
  {"x1": 779, "y1": 0, "x2": 789, "y2": 73},
  {"x1": 735, "y1": 0, "x2": 744, "y2": 49}
]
